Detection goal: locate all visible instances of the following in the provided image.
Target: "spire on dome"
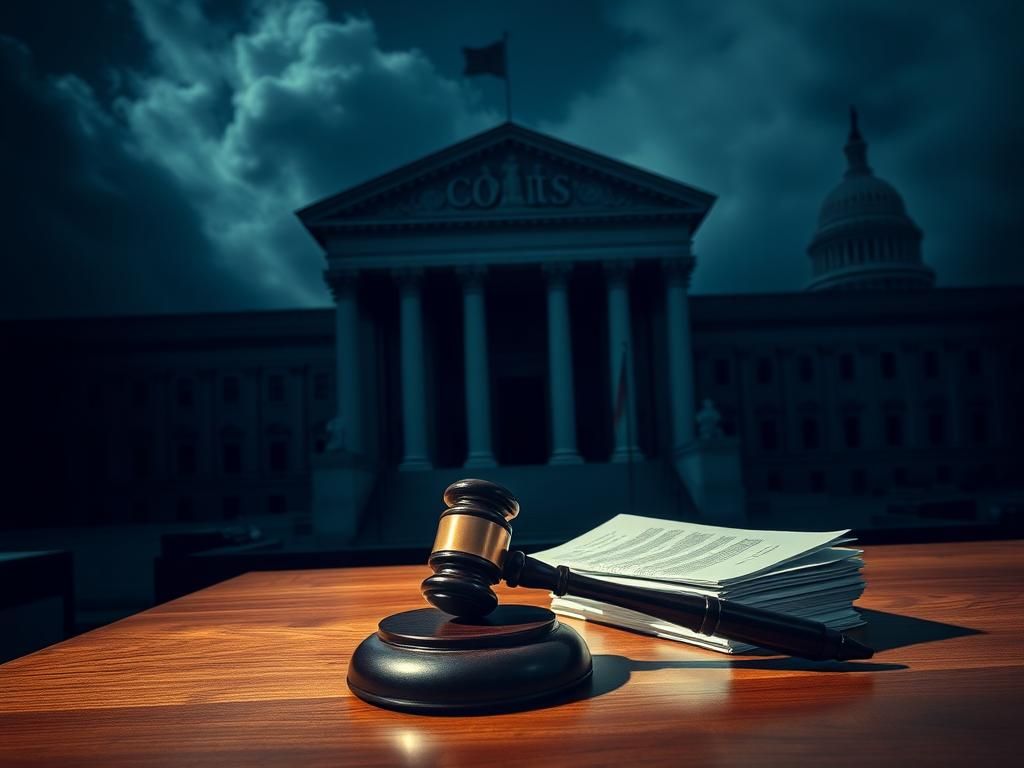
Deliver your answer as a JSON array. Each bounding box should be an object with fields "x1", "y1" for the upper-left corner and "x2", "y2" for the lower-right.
[{"x1": 843, "y1": 104, "x2": 871, "y2": 177}]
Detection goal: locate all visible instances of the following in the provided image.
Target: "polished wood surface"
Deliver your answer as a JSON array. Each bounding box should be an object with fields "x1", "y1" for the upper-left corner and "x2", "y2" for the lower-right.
[{"x1": 1, "y1": 541, "x2": 1020, "y2": 766}]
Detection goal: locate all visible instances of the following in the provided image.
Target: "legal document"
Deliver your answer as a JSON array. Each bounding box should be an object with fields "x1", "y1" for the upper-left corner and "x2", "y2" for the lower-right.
[{"x1": 534, "y1": 515, "x2": 865, "y2": 653}]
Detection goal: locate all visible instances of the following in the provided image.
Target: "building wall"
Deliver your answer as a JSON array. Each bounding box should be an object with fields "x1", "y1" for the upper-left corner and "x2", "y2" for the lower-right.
[
  {"x1": 2, "y1": 286, "x2": 1021, "y2": 529},
  {"x1": 691, "y1": 287, "x2": 1023, "y2": 499}
]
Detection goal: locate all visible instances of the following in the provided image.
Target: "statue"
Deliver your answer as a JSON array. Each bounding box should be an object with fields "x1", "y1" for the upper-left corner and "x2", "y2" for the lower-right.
[
  {"x1": 696, "y1": 398, "x2": 724, "y2": 441},
  {"x1": 325, "y1": 416, "x2": 346, "y2": 452}
]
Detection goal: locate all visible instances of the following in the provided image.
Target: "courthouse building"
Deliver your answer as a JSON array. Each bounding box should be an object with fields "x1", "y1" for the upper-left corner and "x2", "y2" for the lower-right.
[{"x1": 3, "y1": 118, "x2": 1022, "y2": 543}]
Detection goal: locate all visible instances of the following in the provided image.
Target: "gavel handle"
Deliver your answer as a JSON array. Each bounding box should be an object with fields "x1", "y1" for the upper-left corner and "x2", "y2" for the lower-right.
[{"x1": 502, "y1": 550, "x2": 872, "y2": 662}]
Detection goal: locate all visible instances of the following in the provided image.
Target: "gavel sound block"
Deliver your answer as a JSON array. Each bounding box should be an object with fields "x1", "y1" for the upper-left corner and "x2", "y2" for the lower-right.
[{"x1": 347, "y1": 479, "x2": 592, "y2": 714}]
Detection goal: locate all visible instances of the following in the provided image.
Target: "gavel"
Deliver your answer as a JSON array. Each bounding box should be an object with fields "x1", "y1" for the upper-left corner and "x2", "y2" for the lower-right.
[{"x1": 421, "y1": 478, "x2": 873, "y2": 662}]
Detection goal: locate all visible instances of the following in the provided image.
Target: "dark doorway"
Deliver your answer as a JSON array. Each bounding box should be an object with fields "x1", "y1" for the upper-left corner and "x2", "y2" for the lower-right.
[{"x1": 494, "y1": 375, "x2": 548, "y2": 465}]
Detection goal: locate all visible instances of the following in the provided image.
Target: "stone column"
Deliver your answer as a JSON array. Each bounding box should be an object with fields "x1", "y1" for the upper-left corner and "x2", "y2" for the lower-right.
[
  {"x1": 544, "y1": 262, "x2": 582, "y2": 464},
  {"x1": 457, "y1": 265, "x2": 496, "y2": 468},
  {"x1": 604, "y1": 260, "x2": 640, "y2": 462},
  {"x1": 663, "y1": 256, "x2": 697, "y2": 455},
  {"x1": 395, "y1": 268, "x2": 431, "y2": 470},
  {"x1": 328, "y1": 270, "x2": 363, "y2": 455}
]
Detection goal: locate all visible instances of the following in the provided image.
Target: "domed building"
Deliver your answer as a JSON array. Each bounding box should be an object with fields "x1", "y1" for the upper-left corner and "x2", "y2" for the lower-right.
[{"x1": 807, "y1": 108, "x2": 934, "y2": 291}]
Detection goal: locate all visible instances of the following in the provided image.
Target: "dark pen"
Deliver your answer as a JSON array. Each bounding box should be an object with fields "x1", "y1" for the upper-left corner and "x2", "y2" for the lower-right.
[{"x1": 503, "y1": 550, "x2": 874, "y2": 661}]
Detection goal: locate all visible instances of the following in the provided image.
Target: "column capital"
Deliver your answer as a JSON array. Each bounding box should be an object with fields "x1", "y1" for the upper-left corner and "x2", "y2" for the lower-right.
[
  {"x1": 542, "y1": 261, "x2": 574, "y2": 282},
  {"x1": 326, "y1": 268, "x2": 360, "y2": 300},
  {"x1": 455, "y1": 264, "x2": 488, "y2": 289},
  {"x1": 391, "y1": 266, "x2": 425, "y2": 290},
  {"x1": 661, "y1": 256, "x2": 696, "y2": 287},
  {"x1": 602, "y1": 258, "x2": 635, "y2": 284}
]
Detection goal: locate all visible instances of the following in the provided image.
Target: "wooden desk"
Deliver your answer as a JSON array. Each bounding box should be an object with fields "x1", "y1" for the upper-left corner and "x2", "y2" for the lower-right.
[{"x1": 1, "y1": 541, "x2": 1020, "y2": 766}]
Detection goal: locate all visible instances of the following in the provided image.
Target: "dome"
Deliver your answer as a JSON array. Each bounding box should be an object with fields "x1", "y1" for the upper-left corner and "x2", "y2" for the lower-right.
[
  {"x1": 817, "y1": 173, "x2": 907, "y2": 229},
  {"x1": 806, "y1": 108, "x2": 933, "y2": 292}
]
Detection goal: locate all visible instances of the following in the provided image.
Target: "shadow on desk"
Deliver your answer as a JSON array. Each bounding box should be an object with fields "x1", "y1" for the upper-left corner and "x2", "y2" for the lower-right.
[
  {"x1": 856, "y1": 608, "x2": 983, "y2": 652},
  {"x1": 563, "y1": 608, "x2": 980, "y2": 707}
]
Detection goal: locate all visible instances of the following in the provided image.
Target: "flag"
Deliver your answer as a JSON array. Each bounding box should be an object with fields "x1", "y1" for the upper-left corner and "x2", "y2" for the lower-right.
[
  {"x1": 613, "y1": 347, "x2": 629, "y2": 426},
  {"x1": 462, "y1": 38, "x2": 507, "y2": 79}
]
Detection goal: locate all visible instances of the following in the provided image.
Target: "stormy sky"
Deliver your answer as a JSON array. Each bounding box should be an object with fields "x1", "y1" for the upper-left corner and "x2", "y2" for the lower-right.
[{"x1": 1, "y1": 0, "x2": 1021, "y2": 318}]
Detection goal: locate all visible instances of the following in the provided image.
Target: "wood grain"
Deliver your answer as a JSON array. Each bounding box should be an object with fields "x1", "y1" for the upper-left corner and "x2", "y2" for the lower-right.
[{"x1": 1, "y1": 541, "x2": 1021, "y2": 767}]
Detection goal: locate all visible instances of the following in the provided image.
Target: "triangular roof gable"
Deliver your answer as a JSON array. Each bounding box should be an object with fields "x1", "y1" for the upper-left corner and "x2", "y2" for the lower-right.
[{"x1": 296, "y1": 122, "x2": 715, "y2": 235}]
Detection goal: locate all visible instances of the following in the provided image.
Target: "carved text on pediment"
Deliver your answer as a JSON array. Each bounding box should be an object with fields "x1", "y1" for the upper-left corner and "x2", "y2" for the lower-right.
[{"x1": 370, "y1": 153, "x2": 643, "y2": 219}]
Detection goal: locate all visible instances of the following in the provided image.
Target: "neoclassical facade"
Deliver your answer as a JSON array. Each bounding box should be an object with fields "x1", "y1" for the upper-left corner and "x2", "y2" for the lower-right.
[{"x1": 296, "y1": 123, "x2": 715, "y2": 473}]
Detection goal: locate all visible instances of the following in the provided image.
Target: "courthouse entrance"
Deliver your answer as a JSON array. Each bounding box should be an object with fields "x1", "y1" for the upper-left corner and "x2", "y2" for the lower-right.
[{"x1": 297, "y1": 121, "x2": 714, "y2": 472}]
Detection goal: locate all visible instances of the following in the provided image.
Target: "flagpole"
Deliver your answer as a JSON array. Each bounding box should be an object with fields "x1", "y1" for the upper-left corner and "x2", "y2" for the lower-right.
[{"x1": 503, "y1": 30, "x2": 512, "y2": 121}]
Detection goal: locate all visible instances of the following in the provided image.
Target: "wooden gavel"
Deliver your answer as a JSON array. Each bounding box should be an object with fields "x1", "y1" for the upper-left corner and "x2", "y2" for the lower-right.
[{"x1": 421, "y1": 478, "x2": 873, "y2": 661}]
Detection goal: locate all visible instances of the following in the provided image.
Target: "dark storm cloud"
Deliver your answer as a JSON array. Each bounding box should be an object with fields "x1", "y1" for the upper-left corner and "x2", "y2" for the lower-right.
[
  {"x1": 1, "y1": 1, "x2": 499, "y2": 316},
  {"x1": 0, "y1": 35, "x2": 269, "y2": 317},
  {"x1": 0, "y1": 0, "x2": 1020, "y2": 317},
  {"x1": 548, "y1": 0, "x2": 1024, "y2": 292}
]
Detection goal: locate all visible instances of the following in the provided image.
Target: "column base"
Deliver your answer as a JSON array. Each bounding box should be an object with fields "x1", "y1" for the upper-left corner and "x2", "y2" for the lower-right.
[
  {"x1": 610, "y1": 446, "x2": 642, "y2": 464},
  {"x1": 464, "y1": 452, "x2": 497, "y2": 469},
  {"x1": 548, "y1": 451, "x2": 583, "y2": 466},
  {"x1": 399, "y1": 457, "x2": 433, "y2": 472}
]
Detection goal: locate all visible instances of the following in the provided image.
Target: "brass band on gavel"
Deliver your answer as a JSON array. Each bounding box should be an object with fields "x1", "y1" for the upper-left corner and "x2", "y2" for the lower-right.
[{"x1": 431, "y1": 513, "x2": 511, "y2": 569}]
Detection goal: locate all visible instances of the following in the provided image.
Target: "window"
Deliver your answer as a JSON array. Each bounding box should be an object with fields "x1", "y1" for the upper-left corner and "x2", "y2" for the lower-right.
[
  {"x1": 176, "y1": 379, "x2": 194, "y2": 408},
  {"x1": 714, "y1": 359, "x2": 731, "y2": 387},
  {"x1": 176, "y1": 442, "x2": 197, "y2": 476},
  {"x1": 801, "y1": 418, "x2": 820, "y2": 450},
  {"x1": 810, "y1": 471, "x2": 826, "y2": 493},
  {"x1": 851, "y1": 469, "x2": 867, "y2": 495},
  {"x1": 222, "y1": 443, "x2": 241, "y2": 474},
  {"x1": 222, "y1": 496, "x2": 241, "y2": 521},
  {"x1": 966, "y1": 349, "x2": 982, "y2": 376},
  {"x1": 972, "y1": 409, "x2": 989, "y2": 444},
  {"x1": 720, "y1": 407, "x2": 737, "y2": 437},
  {"x1": 269, "y1": 440, "x2": 289, "y2": 473},
  {"x1": 88, "y1": 383, "x2": 104, "y2": 408},
  {"x1": 314, "y1": 372, "x2": 330, "y2": 401},
  {"x1": 928, "y1": 411, "x2": 946, "y2": 446},
  {"x1": 268, "y1": 495, "x2": 288, "y2": 515},
  {"x1": 843, "y1": 415, "x2": 861, "y2": 448},
  {"x1": 799, "y1": 356, "x2": 815, "y2": 383},
  {"x1": 839, "y1": 354, "x2": 856, "y2": 382},
  {"x1": 131, "y1": 501, "x2": 148, "y2": 523},
  {"x1": 923, "y1": 350, "x2": 940, "y2": 379},
  {"x1": 759, "y1": 420, "x2": 779, "y2": 452},
  {"x1": 880, "y1": 352, "x2": 897, "y2": 380},
  {"x1": 223, "y1": 376, "x2": 240, "y2": 404},
  {"x1": 885, "y1": 413, "x2": 905, "y2": 447},
  {"x1": 176, "y1": 497, "x2": 194, "y2": 522},
  {"x1": 756, "y1": 358, "x2": 774, "y2": 384},
  {"x1": 268, "y1": 375, "x2": 285, "y2": 403},
  {"x1": 132, "y1": 380, "x2": 149, "y2": 407},
  {"x1": 132, "y1": 441, "x2": 151, "y2": 480}
]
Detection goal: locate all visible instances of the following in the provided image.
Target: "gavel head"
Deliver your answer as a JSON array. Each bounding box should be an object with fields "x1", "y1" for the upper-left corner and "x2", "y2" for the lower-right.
[{"x1": 420, "y1": 478, "x2": 520, "y2": 617}]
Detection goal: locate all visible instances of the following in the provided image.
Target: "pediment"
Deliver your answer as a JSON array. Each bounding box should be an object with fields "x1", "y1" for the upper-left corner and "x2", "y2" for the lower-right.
[{"x1": 297, "y1": 123, "x2": 715, "y2": 236}]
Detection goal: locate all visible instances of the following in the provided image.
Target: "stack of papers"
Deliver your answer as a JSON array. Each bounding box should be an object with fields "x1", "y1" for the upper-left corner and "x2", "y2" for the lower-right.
[{"x1": 532, "y1": 515, "x2": 865, "y2": 654}]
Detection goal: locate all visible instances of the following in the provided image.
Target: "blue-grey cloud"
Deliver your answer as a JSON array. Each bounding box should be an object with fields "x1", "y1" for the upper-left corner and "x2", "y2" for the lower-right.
[{"x1": 545, "y1": 0, "x2": 1024, "y2": 292}]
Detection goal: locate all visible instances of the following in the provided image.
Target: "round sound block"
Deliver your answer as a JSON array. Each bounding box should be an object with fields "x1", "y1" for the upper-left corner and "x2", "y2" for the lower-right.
[{"x1": 347, "y1": 605, "x2": 592, "y2": 714}]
